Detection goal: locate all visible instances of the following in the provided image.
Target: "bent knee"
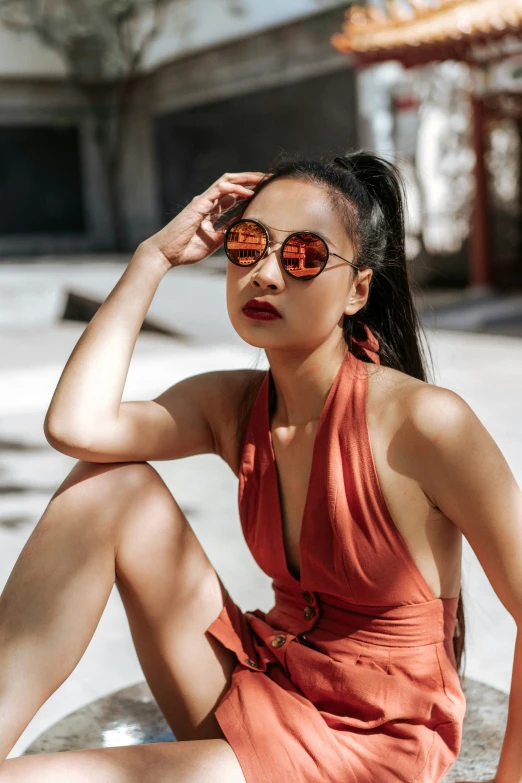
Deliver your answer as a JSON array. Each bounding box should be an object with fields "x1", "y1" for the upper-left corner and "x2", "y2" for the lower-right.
[{"x1": 50, "y1": 460, "x2": 172, "y2": 515}]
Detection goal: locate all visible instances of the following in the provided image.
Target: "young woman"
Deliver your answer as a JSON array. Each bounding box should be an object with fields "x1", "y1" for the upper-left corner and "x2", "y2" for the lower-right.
[{"x1": 0, "y1": 151, "x2": 520, "y2": 783}]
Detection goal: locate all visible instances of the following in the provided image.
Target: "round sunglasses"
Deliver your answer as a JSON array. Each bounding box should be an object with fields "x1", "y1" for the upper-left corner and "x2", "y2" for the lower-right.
[{"x1": 223, "y1": 218, "x2": 359, "y2": 281}]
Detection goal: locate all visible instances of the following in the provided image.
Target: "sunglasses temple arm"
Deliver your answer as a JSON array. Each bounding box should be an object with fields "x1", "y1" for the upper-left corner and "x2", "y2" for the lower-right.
[{"x1": 331, "y1": 252, "x2": 358, "y2": 270}]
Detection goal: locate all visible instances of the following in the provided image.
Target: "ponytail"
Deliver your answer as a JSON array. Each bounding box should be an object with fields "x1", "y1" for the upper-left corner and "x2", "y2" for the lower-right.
[{"x1": 332, "y1": 151, "x2": 429, "y2": 381}]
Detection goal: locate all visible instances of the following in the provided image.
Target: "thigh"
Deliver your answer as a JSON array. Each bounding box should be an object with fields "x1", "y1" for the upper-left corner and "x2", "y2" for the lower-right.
[
  {"x1": 110, "y1": 462, "x2": 239, "y2": 742},
  {"x1": 0, "y1": 739, "x2": 247, "y2": 783}
]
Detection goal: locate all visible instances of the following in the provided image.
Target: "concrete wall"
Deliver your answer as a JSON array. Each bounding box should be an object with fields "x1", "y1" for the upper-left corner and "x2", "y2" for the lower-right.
[
  {"x1": 153, "y1": 68, "x2": 357, "y2": 225},
  {"x1": 0, "y1": 6, "x2": 355, "y2": 256},
  {"x1": 121, "y1": 6, "x2": 355, "y2": 249},
  {"x1": 0, "y1": 0, "x2": 348, "y2": 78}
]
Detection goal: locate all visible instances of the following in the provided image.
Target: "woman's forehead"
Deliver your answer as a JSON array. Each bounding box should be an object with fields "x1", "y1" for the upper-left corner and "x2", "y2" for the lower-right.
[{"x1": 242, "y1": 177, "x2": 340, "y2": 233}]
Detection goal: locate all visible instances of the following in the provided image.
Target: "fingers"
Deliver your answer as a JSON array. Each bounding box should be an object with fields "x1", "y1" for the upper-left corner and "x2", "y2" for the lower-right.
[
  {"x1": 210, "y1": 180, "x2": 256, "y2": 198},
  {"x1": 206, "y1": 172, "x2": 266, "y2": 199},
  {"x1": 218, "y1": 172, "x2": 266, "y2": 182},
  {"x1": 192, "y1": 171, "x2": 266, "y2": 220},
  {"x1": 150, "y1": 171, "x2": 267, "y2": 265},
  {"x1": 191, "y1": 179, "x2": 256, "y2": 220}
]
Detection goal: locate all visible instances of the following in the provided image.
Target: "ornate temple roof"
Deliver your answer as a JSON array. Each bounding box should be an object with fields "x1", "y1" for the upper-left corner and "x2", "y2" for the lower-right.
[{"x1": 331, "y1": 1, "x2": 522, "y2": 67}]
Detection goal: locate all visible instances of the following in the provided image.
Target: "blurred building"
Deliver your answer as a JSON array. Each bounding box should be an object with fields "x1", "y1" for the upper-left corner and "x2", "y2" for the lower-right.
[
  {"x1": 333, "y1": 0, "x2": 522, "y2": 290},
  {"x1": 0, "y1": 0, "x2": 356, "y2": 257}
]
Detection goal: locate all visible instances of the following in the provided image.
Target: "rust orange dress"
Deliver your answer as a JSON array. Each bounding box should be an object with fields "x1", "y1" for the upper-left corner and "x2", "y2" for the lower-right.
[{"x1": 206, "y1": 328, "x2": 466, "y2": 783}]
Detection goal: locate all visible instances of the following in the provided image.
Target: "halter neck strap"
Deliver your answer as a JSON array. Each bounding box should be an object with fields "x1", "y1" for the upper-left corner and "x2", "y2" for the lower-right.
[{"x1": 351, "y1": 321, "x2": 381, "y2": 365}]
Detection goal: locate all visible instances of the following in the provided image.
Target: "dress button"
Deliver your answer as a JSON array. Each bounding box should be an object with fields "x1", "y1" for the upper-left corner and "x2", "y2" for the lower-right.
[
  {"x1": 298, "y1": 633, "x2": 308, "y2": 644},
  {"x1": 302, "y1": 590, "x2": 314, "y2": 604},
  {"x1": 271, "y1": 634, "x2": 287, "y2": 648},
  {"x1": 245, "y1": 658, "x2": 258, "y2": 667},
  {"x1": 303, "y1": 605, "x2": 316, "y2": 620}
]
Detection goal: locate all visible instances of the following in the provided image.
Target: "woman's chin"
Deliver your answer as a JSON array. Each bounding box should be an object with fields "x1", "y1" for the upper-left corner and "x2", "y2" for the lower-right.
[
  {"x1": 233, "y1": 330, "x2": 272, "y2": 350},
  {"x1": 229, "y1": 323, "x2": 280, "y2": 350},
  {"x1": 228, "y1": 314, "x2": 271, "y2": 346}
]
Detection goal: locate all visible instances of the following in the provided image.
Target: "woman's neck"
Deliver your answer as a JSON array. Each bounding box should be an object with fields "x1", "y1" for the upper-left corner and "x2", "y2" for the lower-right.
[{"x1": 265, "y1": 340, "x2": 349, "y2": 427}]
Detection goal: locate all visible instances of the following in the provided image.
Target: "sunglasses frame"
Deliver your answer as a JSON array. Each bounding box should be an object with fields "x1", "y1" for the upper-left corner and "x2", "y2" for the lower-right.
[{"x1": 223, "y1": 217, "x2": 359, "y2": 281}]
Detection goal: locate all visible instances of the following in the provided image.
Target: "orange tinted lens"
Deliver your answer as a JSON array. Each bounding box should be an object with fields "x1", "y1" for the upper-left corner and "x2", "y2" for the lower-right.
[
  {"x1": 282, "y1": 233, "x2": 327, "y2": 279},
  {"x1": 225, "y1": 220, "x2": 267, "y2": 265}
]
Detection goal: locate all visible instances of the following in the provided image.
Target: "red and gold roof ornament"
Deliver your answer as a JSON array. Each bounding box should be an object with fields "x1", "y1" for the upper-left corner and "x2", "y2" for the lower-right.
[{"x1": 331, "y1": 0, "x2": 522, "y2": 68}]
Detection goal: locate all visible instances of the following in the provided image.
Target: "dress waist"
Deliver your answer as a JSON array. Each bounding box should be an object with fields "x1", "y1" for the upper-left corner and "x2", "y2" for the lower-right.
[{"x1": 262, "y1": 582, "x2": 457, "y2": 648}]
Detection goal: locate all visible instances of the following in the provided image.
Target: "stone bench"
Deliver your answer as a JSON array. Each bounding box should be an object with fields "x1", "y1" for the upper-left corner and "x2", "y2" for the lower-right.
[{"x1": 23, "y1": 677, "x2": 507, "y2": 781}]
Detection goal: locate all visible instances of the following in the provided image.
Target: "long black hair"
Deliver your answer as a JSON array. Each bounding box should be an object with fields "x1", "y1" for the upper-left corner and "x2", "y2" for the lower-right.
[{"x1": 214, "y1": 149, "x2": 465, "y2": 679}]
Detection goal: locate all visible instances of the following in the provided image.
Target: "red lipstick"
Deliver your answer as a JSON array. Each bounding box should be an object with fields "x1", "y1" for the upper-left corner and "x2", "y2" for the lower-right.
[{"x1": 243, "y1": 299, "x2": 282, "y2": 321}]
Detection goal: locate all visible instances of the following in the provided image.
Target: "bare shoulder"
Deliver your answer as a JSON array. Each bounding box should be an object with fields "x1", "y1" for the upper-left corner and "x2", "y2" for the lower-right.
[
  {"x1": 367, "y1": 361, "x2": 467, "y2": 428},
  {"x1": 205, "y1": 367, "x2": 266, "y2": 477},
  {"x1": 376, "y1": 364, "x2": 477, "y2": 496},
  {"x1": 366, "y1": 362, "x2": 473, "y2": 528},
  {"x1": 401, "y1": 376, "x2": 471, "y2": 437},
  {"x1": 366, "y1": 361, "x2": 471, "y2": 476}
]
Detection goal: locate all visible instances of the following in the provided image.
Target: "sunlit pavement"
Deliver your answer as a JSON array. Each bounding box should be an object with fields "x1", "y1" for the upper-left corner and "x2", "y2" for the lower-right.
[{"x1": 0, "y1": 256, "x2": 521, "y2": 756}]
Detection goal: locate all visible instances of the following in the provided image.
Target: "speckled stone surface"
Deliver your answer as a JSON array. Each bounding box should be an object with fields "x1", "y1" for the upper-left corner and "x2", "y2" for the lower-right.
[
  {"x1": 23, "y1": 682, "x2": 175, "y2": 754},
  {"x1": 442, "y1": 677, "x2": 507, "y2": 782},
  {"x1": 23, "y1": 676, "x2": 507, "y2": 779}
]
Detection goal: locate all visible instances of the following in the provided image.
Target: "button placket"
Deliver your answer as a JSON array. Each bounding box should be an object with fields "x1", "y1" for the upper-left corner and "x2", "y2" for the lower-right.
[
  {"x1": 299, "y1": 590, "x2": 320, "y2": 638},
  {"x1": 266, "y1": 631, "x2": 293, "y2": 676},
  {"x1": 302, "y1": 590, "x2": 314, "y2": 605}
]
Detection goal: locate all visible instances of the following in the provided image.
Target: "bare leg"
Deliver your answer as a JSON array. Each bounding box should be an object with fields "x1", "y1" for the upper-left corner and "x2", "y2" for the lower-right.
[
  {"x1": 0, "y1": 740, "x2": 247, "y2": 782},
  {"x1": 0, "y1": 460, "x2": 240, "y2": 767}
]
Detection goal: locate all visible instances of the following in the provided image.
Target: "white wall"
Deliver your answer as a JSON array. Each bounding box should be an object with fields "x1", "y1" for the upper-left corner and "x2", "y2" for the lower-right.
[
  {"x1": 0, "y1": 26, "x2": 65, "y2": 78},
  {"x1": 0, "y1": 0, "x2": 347, "y2": 79},
  {"x1": 141, "y1": 0, "x2": 348, "y2": 71}
]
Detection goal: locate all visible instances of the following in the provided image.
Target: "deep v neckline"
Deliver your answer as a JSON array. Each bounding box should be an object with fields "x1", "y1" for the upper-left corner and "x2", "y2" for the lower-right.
[{"x1": 266, "y1": 349, "x2": 352, "y2": 584}]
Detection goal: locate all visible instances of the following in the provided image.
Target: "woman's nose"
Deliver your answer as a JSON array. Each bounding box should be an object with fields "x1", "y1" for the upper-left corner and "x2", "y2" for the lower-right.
[{"x1": 251, "y1": 242, "x2": 284, "y2": 287}]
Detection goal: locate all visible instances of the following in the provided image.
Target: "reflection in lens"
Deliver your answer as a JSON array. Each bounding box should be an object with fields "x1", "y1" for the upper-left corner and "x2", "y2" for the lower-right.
[
  {"x1": 226, "y1": 221, "x2": 267, "y2": 265},
  {"x1": 283, "y1": 234, "x2": 327, "y2": 278}
]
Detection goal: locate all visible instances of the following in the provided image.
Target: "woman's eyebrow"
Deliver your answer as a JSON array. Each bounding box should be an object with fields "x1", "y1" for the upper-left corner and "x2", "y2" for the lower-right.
[{"x1": 249, "y1": 218, "x2": 339, "y2": 250}]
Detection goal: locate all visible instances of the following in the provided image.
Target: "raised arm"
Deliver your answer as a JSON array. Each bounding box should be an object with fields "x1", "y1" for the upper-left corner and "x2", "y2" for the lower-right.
[{"x1": 44, "y1": 171, "x2": 264, "y2": 462}]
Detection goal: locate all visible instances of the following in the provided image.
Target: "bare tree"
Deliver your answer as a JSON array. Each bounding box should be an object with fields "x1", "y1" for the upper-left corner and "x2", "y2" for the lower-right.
[
  {"x1": 1, "y1": 0, "x2": 247, "y2": 249},
  {"x1": 0, "y1": 0, "x2": 172, "y2": 249}
]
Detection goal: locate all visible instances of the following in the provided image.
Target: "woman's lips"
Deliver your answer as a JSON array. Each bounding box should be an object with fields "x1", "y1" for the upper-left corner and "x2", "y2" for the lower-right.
[
  {"x1": 242, "y1": 299, "x2": 282, "y2": 321},
  {"x1": 243, "y1": 308, "x2": 281, "y2": 321}
]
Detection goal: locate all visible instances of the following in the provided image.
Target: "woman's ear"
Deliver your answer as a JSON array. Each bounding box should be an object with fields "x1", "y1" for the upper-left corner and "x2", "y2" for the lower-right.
[{"x1": 343, "y1": 268, "x2": 373, "y2": 317}]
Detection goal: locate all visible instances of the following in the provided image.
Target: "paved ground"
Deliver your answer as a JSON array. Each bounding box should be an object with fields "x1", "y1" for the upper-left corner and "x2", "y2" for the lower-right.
[{"x1": 1, "y1": 255, "x2": 521, "y2": 757}]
